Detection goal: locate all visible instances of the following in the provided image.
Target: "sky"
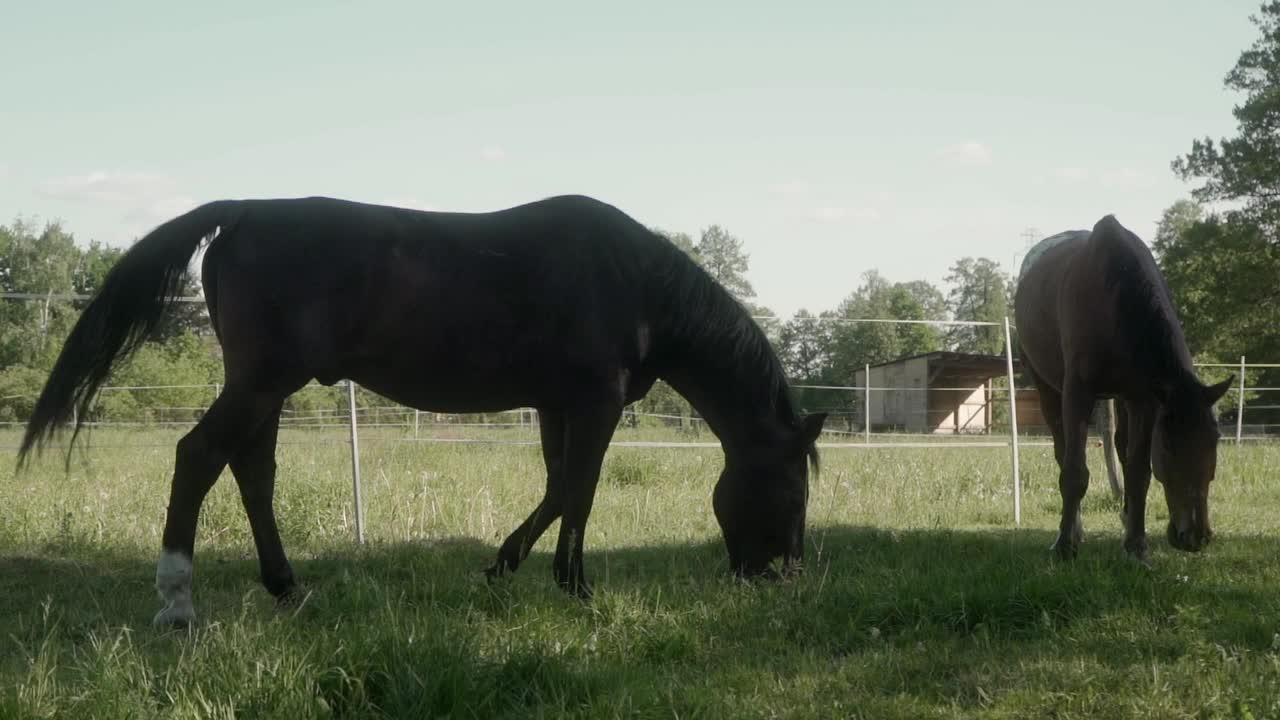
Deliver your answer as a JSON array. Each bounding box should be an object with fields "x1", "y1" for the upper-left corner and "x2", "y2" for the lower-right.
[{"x1": 0, "y1": 1, "x2": 1262, "y2": 317}]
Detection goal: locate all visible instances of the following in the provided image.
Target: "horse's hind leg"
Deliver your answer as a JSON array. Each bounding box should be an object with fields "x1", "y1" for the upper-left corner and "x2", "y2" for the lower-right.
[
  {"x1": 553, "y1": 402, "x2": 622, "y2": 598},
  {"x1": 1051, "y1": 376, "x2": 1095, "y2": 560},
  {"x1": 153, "y1": 386, "x2": 283, "y2": 627},
  {"x1": 487, "y1": 409, "x2": 565, "y2": 578},
  {"x1": 1027, "y1": 371, "x2": 1066, "y2": 465},
  {"x1": 228, "y1": 402, "x2": 296, "y2": 601}
]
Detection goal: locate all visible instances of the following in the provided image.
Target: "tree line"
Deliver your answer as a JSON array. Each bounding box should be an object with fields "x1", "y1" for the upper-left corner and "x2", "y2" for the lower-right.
[{"x1": 4, "y1": 1, "x2": 1279, "y2": 429}]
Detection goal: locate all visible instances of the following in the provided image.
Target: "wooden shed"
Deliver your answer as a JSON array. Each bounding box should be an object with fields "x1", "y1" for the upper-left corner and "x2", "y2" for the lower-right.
[{"x1": 851, "y1": 351, "x2": 1046, "y2": 434}]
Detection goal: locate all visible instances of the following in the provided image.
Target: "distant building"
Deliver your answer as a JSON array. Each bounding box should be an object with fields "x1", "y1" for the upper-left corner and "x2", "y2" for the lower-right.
[{"x1": 852, "y1": 351, "x2": 1046, "y2": 434}]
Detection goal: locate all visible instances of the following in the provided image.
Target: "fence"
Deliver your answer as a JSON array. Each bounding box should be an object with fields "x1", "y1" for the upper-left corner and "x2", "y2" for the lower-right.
[{"x1": 3, "y1": 313, "x2": 1276, "y2": 541}]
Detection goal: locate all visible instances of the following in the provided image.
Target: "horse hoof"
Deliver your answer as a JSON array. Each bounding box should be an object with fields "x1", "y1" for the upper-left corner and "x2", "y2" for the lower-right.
[
  {"x1": 556, "y1": 577, "x2": 593, "y2": 600},
  {"x1": 152, "y1": 604, "x2": 195, "y2": 629},
  {"x1": 1124, "y1": 535, "x2": 1150, "y2": 568},
  {"x1": 1050, "y1": 539, "x2": 1079, "y2": 561},
  {"x1": 274, "y1": 586, "x2": 304, "y2": 608},
  {"x1": 485, "y1": 556, "x2": 517, "y2": 581}
]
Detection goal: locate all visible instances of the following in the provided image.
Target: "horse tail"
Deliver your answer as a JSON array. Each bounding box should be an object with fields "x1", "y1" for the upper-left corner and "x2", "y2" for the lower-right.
[
  {"x1": 1099, "y1": 398, "x2": 1123, "y2": 499},
  {"x1": 18, "y1": 201, "x2": 236, "y2": 467}
]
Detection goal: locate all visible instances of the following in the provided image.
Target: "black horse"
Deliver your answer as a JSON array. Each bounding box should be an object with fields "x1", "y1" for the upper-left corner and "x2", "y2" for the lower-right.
[
  {"x1": 19, "y1": 195, "x2": 826, "y2": 626},
  {"x1": 1015, "y1": 216, "x2": 1231, "y2": 563}
]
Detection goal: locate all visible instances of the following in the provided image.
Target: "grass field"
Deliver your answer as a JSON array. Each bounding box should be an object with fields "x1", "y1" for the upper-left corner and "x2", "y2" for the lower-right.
[{"x1": 2, "y1": 427, "x2": 1280, "y2": 719}]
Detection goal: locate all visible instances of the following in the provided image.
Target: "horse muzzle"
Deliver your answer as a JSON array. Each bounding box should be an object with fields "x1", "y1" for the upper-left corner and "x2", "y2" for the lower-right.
[{"x1": 1167, "y1": 521, "x2": 1212, "y2": 552}]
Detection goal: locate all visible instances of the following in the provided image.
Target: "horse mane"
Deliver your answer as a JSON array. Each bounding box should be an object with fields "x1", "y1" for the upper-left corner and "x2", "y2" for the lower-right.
[
  {"x1": 642, "y1": 232, "x2": 805, "y2": 440},
  {"x1": 1096, "y1": 215, "x2": 1197, "y2": 382}
]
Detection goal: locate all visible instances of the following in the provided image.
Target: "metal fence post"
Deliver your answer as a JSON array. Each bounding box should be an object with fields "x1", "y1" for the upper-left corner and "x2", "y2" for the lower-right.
[
  {"x1": 1004, "y1": 317, "x2": 1021, "y2": 526},
  {"x1": 864, "y1": 363, "x2": 871, "y2": 445},
  {"x1": 347, "y1": 380, "x2": 366, "y2": 544},
  {"x1": 1237, "y1": 355, "x2": 1246, "y2": 445}
]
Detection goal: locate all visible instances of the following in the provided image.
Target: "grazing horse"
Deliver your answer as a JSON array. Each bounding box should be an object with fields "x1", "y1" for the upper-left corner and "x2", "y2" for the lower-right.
[
  {"x1": 1014, "y1": 216, "x2": 1231, "y2": 563},
  {"x1": 18, "y1": 195, "x2": 827, "y2": 626}
]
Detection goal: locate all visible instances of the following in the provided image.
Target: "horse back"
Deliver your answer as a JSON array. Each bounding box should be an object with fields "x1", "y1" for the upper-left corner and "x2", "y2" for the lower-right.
[
  {"x1": 1014, "y1": 216, "x2": 1193, "y2": 396},
  {"x1": 204, "y1": 196, "x2": 660, "y2": 410}
]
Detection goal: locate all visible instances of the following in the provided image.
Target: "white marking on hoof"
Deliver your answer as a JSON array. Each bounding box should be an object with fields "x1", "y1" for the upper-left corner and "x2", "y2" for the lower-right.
[{"x1": 153, "y1": 549, "x2": 195, "y2": 627}]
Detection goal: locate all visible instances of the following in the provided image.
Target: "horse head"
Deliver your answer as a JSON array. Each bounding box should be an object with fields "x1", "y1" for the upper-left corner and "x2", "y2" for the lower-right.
[
  {"x1": 713, "y1": 412, "x2": 826, "y2": 577},
  {"x1": 1152, "y1": 376, "x2": 1233, "y2": 551}
]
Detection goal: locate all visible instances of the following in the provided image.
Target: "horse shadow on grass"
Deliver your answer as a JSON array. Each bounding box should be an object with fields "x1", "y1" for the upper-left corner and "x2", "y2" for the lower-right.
[
  {"x1": 7, "y1": 524, "x2": 1278, "y2": 645},
  {"x1": 4, "y1": 525, "x2": 1280, "y2": 713}
]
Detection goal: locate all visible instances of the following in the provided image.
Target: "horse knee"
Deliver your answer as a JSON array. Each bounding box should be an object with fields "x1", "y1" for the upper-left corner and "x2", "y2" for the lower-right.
[{"x1": 1059, "y1": 461, "x2": 1090, "y2": 499}]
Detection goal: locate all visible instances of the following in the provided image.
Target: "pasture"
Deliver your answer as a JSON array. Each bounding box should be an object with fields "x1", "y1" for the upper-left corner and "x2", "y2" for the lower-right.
[{"x1": 2, "y1": 427, "x2": 1279, "y2": 719}]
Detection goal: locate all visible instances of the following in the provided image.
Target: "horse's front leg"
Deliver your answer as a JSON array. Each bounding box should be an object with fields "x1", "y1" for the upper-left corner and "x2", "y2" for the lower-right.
[
  {"x1": 552, "y1": 402, "x2": 622, "y2": 599},
  {"x1": 1052, "y1": 378, "x2": 1095, "y2": 560},
  {"x1": 488, "y1": 409, "x2": 564, "y2": 578},
  {"x1": 1120, "y1": 400, "x2": 1156, "y2": 564}
]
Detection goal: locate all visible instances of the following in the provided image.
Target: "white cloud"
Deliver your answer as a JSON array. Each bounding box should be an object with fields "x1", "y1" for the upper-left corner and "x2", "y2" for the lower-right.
[
  {"x1": 38, "y1": 170, "x2": 175, "y2": 204},
  {"x1": 37, "y1": 170, "x2": 199, "y2": 240},
  {"x1": 479, "y1": 145, "x2": 507, "y2": 162},
  {"x1": 124, "y1": 195, "x2": 198, "y2": 226},
  {"x1": 938, "y1": 141, "x2": 994, "y2": 167},
  {"x1": 809, "y1": 206, "x2": 880, "y2": 223}
]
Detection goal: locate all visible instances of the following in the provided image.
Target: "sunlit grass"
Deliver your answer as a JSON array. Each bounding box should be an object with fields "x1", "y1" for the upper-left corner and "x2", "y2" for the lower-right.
[{"x1": 2, "y1": 428, "x2": 1279, "y2": 718}]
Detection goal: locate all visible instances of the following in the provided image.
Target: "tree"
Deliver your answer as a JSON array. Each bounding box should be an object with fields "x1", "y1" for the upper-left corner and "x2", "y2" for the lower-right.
[
  {"x1": 694, "y1": 225, "x2": 755, "y2": 301},
  {"x1": 826, "y1": 271, "x2": 945, "y2": 384},
  {"x1": 1154, "y1": 200, "x2": 1205, "y2": 248},
  {"x1": 0, "y1": 220, "x2": 80, "y2": 368},
  {"x1": 1154, "y1": 204, "x2": 1280, "y2": 423},
  {"x1": 1173, "y1": 2, "x2": 1280, "y2": 233},
  {"x1": 1154, "y1": 204, "x2": 1280, "y2": 362},
  {"x1": 776, "y1": 309, "x2": 833, "y2": 382},
  {"x1": 652, "y1": 227, "x2": 697, "y2": 259},
  {"x1": 944, "y1": 257, "x2": 1010, "y2": 355},
  {"x1": 899, "y1": 280, "x2": 948, "y2": 321}
]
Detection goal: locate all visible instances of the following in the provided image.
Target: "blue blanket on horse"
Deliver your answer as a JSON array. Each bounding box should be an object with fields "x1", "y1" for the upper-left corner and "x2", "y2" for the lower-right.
[{"x1": 1019, "y1": 230, "x2": 1089, "y2": 283}]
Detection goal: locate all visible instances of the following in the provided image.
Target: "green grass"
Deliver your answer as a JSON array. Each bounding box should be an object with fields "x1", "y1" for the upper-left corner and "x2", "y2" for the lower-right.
[{"x1": 2, "y1": 427, "x2": 1280, "y2": 719}]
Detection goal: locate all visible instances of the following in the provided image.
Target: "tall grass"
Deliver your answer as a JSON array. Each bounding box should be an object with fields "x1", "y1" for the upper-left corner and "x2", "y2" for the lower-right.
[{"x1": 2, "y1": 428, "x2": 1278, "y2": 718}]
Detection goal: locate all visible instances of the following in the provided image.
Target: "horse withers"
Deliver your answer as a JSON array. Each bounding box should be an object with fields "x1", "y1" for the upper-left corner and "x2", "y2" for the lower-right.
[
  {"x1": 18, "y1": 195, "x2": 826, "y2": 626},
  {"x1": 1014, "y1": 216, "x2": 1231, "y2": 563}
]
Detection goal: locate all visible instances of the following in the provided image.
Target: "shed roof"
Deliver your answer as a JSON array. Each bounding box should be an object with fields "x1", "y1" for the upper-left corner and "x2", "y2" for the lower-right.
[{"x1": 856, "y1": 351, "x2": 1020, "y2": 386}]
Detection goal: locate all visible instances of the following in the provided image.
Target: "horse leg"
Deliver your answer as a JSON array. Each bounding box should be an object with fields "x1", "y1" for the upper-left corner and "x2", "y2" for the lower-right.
[
  {"x1": 1120, "y1": 399, "x2": 1155, "y2": 563},
  {"x1": 228, "y1": 402, "x2": 297, "y2": 601},
  {"x1": 1099, "y1": 399, "x2": 1124, "y2": 501},
  {"x1": 553, "y1": 402, "x2": 622, "y2": 598},
  {"x1": 487, "y1": 409, "x2": 565, "y2": 577},
  {"x1": 1051, "y1": 377, "x2": 1094, "y2": 560},
  {"x1": 1028, "y1": 372, "x2": 1066, "y2": 465},
  {"x1": 1113, "y1": 400, "x2": 1130, "y2": 461},
  {"x1": 153, "y1": 386, "x2": 282, "y2": 627}
]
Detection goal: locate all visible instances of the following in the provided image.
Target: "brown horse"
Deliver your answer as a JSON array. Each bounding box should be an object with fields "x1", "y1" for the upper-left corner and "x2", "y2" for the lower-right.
[
  {"x1": 1015, "y1": 216, "x2": 1231, "y2": 563},
  {"x1": 19, "y1": 195, "x2": 826, "y2": 626}
]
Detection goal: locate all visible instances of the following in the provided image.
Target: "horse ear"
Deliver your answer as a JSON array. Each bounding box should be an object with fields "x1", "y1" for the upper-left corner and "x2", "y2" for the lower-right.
[
  {"x1": 1203, "y1": 376, "x2": 1233, "y2": 406},
  {"x1": 791, "y1": 412, "x2": 828, "y2": 454}
]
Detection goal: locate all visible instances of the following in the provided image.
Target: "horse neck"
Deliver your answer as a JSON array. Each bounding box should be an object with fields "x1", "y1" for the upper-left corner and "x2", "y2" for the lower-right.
[
  {"x1": 654, "y1": 332, "x2": 792, "y2": 452},
  {"x1": 1105, "y1": 241, "x2": 1199, "y2": 382}
]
